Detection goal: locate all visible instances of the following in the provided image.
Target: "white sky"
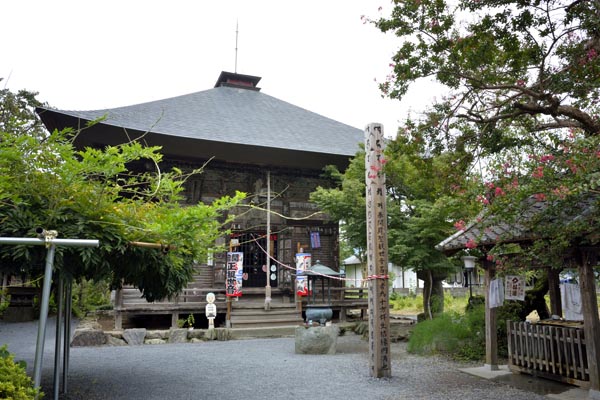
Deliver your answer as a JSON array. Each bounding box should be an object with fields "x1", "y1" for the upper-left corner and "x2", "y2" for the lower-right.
[{"x1": 2, "y1": 0, "x2": 440, "y2": 138}]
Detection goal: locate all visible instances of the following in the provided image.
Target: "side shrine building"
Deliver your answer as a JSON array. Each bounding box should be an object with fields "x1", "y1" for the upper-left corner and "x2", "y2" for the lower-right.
[{"x1": 37, "y1": 72, "x2": 363, "y2": 329}]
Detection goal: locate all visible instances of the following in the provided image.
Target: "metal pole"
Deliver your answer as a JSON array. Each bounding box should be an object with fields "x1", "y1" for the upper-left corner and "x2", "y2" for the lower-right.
[
  {"x1": 33, "y1": 243, "x2": 56, "y2": 388},
  {"x1": 0, "y1": 234, "x2": 98, "y2": 391},
  {"x1": 265, "y1": 170, "x2": 272, "y2": 309},
  {"x1": 0, "y1": 237, "x2": 99, "y2": 247},
  {"x1": 62, "y1": 279, "x2": 72, "y2": 394},
  {"x1": 53, "y1": 274, "x2": 64, "y2": 400}
]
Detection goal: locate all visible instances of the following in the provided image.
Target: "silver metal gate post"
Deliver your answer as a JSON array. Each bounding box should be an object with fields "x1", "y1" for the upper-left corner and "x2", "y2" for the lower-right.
[
  {"x1": 53, "y1": 274, "x2": 64, "y2": 400},
  {"x1": 62, "y1": 278, "x2": 72, "y2": 394},
  {"x1": 33, "y1": 242, "x2": 56, "y2": 388},
  {"x1": 0, "y1": 234, "x2": 99, "y2": 395}
]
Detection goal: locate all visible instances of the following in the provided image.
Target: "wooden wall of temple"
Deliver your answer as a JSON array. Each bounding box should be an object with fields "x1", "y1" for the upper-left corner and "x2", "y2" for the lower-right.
[{"x1": 163, "y1": 157, "x2": 341, "y2": 291}]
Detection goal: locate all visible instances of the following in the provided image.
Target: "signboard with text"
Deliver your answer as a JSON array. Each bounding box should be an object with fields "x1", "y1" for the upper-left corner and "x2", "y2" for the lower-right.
[
  {"x1": 226, "y1": 252, "x2": 243, "y2": 297},
  {"x1": 295, "y1": 253, "x2": 311, "y2": 296}
]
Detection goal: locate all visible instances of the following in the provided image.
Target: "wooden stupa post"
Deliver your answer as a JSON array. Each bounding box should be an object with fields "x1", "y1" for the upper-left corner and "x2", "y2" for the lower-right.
[{"x1": 365, "y1": 123, "x2": 392, "y2": 378}]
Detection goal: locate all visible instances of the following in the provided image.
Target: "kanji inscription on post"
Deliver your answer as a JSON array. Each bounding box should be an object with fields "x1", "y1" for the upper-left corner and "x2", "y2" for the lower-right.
[{"x1": 365, "y1": 123, "x2": 391, "y2": 378}]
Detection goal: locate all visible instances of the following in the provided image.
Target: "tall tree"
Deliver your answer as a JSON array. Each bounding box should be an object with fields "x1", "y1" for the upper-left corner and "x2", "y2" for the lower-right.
[
  {"x1": 371, "y1": 0, "x2": 599, "y2": 262},
  {"x1": 311, "y1": 128, "x2": 478, "y2": 317}
]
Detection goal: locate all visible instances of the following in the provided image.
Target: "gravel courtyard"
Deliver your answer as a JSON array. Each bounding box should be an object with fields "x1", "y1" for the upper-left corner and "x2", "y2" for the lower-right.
[{"x1": 0, "y1": 318, "x2": 574, "y2": 400}]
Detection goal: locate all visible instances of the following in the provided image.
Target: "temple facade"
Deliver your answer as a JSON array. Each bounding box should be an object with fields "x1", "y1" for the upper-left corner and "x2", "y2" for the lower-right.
[{"x1": 37, "y1": 72, "x2": 364, "y2": 327}]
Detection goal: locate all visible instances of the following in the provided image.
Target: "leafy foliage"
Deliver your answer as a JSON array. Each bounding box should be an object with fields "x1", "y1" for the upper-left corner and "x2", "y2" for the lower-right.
[
  {"x1": 0, "y1": 345, "x2": 42, "y2": 400},
  {"x1": 0, "y1": 85, "x2": 244, "y2": 301},
  {"x1": 374, "y1": 0, "x2": 600, "y2": 137},
  {"x1": 370, "y1": 0, "x2": 600, "y2": 265}
]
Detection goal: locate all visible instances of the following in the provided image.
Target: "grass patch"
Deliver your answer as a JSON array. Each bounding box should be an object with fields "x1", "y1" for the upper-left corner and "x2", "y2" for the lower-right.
[
  {"x1": 389, "y1": 292, "x2": 469, "y2": 315},
  {"x1": 407, "y1": 306, "x2": 485, "y2": 361}
]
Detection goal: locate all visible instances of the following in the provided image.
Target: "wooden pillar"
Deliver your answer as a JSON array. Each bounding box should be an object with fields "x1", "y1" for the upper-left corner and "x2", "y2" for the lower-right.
[
  {"x1": 547, "y1": 267, "x2": 562, "y2": 317},
  {"x1": 577, "y1": 250, "x2": 600, "y2": 397},
  {"x1": 114, "y1": 287, "x2": 123, "y2": 330},
  {"x1": 483, "y1": 263, "x2": 498, "y2": 370},
  {"x1": 365, "y1": 123, "x2": 391, "y2": 378},
  {"x1": 171, "y1": 312, "x2": 180, "y2": 329}
]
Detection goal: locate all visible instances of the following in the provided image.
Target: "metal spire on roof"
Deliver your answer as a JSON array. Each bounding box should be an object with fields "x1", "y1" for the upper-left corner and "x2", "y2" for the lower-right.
[{"x1": 235, "y1": 20, "x2": 239, "y2": 73}]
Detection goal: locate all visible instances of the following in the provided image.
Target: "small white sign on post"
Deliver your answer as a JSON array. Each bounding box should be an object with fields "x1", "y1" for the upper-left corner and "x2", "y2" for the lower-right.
[{"x1": 205, "y1": 292, "x2": 217, "y2": 330}]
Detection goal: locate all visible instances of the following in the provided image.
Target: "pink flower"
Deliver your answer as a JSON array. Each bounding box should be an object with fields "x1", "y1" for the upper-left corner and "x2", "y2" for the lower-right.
[
  {"x1": 494, "y1": 186, "x2": 505, "y2": 197},
  {"x1": 532, "y1": 166, "x2": 544, "y2": 179},
  {"x1": 466, "y1": 239, "x2": 477, "y2": 249},
  {"x1": 552, "y1": 186, "x2": 570, "y2": 199},
  {"x1": 454, "y1": 220, "x2": 466, "y2": 231},
  {"x1": 476, "y1": 195, "x2": 490, "y2": 205},
  {"x1": 534, "y1": 193, "x2": 546, "y2": 201},
  {"x1": 540, "y1": 154, "x2": 555, "y2": 163},
  {"x1": 486, "y1": 254, "x2": 495, "y2": 262}
]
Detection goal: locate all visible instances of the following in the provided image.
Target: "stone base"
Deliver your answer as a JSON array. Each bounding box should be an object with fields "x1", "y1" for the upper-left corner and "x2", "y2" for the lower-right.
[{"x1": 294, "y1": 325, "x2": 339, "y2": 355}]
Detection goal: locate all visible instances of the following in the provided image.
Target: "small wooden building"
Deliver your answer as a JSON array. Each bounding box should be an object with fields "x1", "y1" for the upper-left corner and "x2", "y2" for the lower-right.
[
  {"x1": 37, "y1": 71, "x2": 364, "y2": 328},
  {"x1": 436, "y1": 197, "x2": 600, "y2": 397}
]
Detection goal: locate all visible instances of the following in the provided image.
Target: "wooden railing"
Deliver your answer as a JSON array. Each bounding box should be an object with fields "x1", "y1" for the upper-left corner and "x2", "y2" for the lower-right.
[{"x1": 507, "y1": 320, "x2": 589, "y2": 388}]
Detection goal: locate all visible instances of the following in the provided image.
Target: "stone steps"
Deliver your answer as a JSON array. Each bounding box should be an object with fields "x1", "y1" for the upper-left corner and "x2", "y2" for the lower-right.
[{"x1": 230, "y1": 302, "x2": 303, "y2": 328}]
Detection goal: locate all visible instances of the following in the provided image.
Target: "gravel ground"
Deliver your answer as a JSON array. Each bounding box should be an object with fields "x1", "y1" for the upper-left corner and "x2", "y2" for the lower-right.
[{"x1": 1, "y1": 318, "x2": 554, "y2": 400}]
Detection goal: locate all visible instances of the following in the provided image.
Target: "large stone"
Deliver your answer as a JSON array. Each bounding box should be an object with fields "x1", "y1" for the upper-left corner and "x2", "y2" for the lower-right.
[
  {"x1": 106, "y1": 335, "x2": 127, "y2": 346},
  {"x1": 71, "y1": 329, "x2": 108, "y2": 347},
  {"x1": 295, "y1": 325, "x2": 339, "y2": 355},
  {"x1": 215, "y1": 328, "x2": 231, "y2": 341},
  {"x1": 168, "y1": 328, "x2": 189, "y2": 343},
  {"x1": 122, "y1": 328, "x2": 147, "y2": 345},
  {"x1": 146, "y1": 330, "x2": 168, "y2": 340},
  {"x1": 145, "y1": 338, "x2": 166, "y2": 345},
  {"x1": 188, "y1": 329, "x2": 207, "y2": 340}
]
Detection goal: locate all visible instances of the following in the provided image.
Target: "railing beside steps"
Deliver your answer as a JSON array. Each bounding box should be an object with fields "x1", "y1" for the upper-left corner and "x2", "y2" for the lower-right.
[{"x1": 507, "y1": 320, "x2": 589, "y2": 388}]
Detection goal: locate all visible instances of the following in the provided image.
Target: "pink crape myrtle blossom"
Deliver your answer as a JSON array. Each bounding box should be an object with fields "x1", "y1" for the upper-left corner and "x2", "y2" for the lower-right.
[
  {"x1": 532, "y1": 166, "x2": 544, "y2": 179},
  {"x1": 534, "y1": 193, "x2": 546, "y2": 201},
  {"x1": 454, "y1": 220, "x2": 466, "y2": 231}
]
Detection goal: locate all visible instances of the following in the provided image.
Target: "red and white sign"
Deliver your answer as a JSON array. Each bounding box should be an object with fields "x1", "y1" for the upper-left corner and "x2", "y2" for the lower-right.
[
  {"x1": 226, "y1": 252, "x2": 243, "y2": 297},
  {"x1": 295, "y1": 253, "x2": 311, "y2": 296}
]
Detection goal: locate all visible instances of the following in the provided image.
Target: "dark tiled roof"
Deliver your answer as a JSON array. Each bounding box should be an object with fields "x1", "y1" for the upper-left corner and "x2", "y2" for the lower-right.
[
  {"x1": 38, "y1": 85, "x2": 363, "y2": 157},
  {"x1": 435, "y1": 195, "x2": 598, "y2": 253}
]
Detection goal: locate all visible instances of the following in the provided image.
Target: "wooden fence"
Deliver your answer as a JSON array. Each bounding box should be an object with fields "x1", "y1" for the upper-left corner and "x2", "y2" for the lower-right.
[{"x1": 507, "y1": 320, "x2": 589, "y2": 388}]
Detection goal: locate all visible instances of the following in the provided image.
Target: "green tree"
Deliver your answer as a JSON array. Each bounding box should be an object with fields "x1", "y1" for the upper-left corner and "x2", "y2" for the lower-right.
[
  {"x1": 311, "y1": 128, "x2": 479, "y2": 317},
  {"x1": 0, "y1": 85, "x2": 244, "y2": 301},
  {"x1": 373, "y1": 0, "x2": 600, "y2": 138},
  {"x1": 371, "y1": 0, "x2": 599, "y2": 265}
]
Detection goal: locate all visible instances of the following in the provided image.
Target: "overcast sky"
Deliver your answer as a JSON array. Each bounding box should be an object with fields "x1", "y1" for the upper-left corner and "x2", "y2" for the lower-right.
[{"x1": 2, "y1": 0, "x2": 439, "y2": 138}]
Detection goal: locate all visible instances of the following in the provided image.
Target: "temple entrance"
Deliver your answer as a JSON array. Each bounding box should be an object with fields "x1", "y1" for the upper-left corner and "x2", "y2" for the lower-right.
[{"x1": 231, "y1": 232, "x2": 278, "y2": 288}]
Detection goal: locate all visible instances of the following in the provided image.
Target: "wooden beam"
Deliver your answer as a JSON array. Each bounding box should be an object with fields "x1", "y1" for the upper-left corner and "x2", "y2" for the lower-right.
[
  {"x1": 547, "y1": 267, "x2": 562, "y2": 317},
  {"x1": 483, "y1": 264, "x2": 499, "y2": 370},
  {"x1": 577, "y1": 251, "x2": 600, "y2": 396}
]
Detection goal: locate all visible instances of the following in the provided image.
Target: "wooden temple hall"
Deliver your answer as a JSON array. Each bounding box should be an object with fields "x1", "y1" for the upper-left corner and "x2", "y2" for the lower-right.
[{"x1": 37, "y1": 71, "x2": 367, "y2": 330}]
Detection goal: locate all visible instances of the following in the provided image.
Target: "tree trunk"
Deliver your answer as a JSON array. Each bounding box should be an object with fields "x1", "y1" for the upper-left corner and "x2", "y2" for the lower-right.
[
  {"x1": 518, "y1": 271, "x2": 550, "y2": 321},
  {"x1": 417, "y1": 270, "x2": 446, "y2": 319}
]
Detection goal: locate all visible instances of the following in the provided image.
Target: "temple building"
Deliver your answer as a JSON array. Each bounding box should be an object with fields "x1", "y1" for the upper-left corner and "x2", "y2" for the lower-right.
[{"x1": 37, "y1": 71, "x2": 364, "y2": 328}]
